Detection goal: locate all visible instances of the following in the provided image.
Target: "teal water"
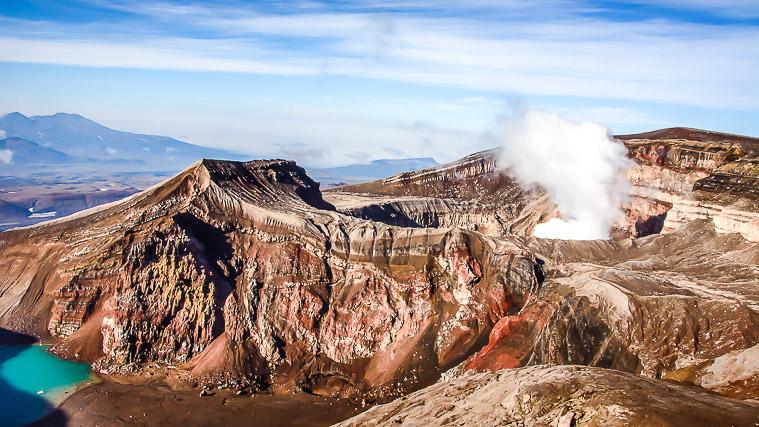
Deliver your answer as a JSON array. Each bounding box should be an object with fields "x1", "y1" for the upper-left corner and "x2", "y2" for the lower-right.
[{"x1": 0, "y1": 345, "x2": 92, "y2": 426}]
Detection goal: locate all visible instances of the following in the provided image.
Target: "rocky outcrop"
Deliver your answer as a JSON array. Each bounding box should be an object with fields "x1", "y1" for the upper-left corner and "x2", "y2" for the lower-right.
[
  {"x1": 332, "y1": 128, "x2": 759, "y2": 240},
  {"x1": 1, "y1": 129, "x2": 759, "y2": 422},
  {"x1": 0, "y1": 158, "x2": 539, "y2": 401},
  {"x1": 619, "y1": 128, "x2": 759, "y2": 240},
  {"x1": 457, "y1": 220, "x2": 759, "y2": 400},
  {"x1": 335, "y1": 365, "x2": 759, "y2": 427},
  {"x1": 665, "y1": 344, "x2": 759, "y2": 400},
  {"x1": 329, "y1": 128, "x2": 759, "y2": 241},
  {"x1": 326, "y1": 150, "x2": 554, "y2": 237}
]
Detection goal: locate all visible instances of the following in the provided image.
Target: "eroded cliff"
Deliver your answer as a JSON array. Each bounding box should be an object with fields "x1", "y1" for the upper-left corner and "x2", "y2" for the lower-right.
[
  {"x1": 1, "y1": 130, "x2": 758, "y2": 424},
  {"x1": 0, "y1": 159, "x2": 540, "y2": 401}
]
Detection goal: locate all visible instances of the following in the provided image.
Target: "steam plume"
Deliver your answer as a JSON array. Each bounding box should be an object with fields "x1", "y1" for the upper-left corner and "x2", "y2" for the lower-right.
[{"x1": 499, "y1": 110, "x2": 631, "y2": 240}]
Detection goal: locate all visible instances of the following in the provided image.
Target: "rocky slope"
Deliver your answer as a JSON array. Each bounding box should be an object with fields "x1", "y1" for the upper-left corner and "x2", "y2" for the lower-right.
[
  {"x1": 335, "y1": 365, "x2": 759, "y2": 427},
  {"x1": 1, "y1": 128, "x2": 758, "y2": 425},
  {"x1": 327, "y1": 150, "x2": 554, "y2": 237},
  {"x1": 459, "y1": 220, "x2": 759, "y2": 390},
  {"x1": 0, "y1": 158, "x2": 539, "y2": 402},
  {"x1": 329, "y1": 128, "x2": 759, "y2": 241},
  {"x1": 333, "y1": 218, "x2": 759, "y2": 425}
]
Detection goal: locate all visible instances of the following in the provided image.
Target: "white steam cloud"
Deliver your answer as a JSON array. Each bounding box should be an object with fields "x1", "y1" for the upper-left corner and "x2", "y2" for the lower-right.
[
  {"x1": 0, "y1": 149, "x2": 13, "y2": 164},
  {"x1": 499, "y1": 110, "x2": 632, "y2": 240}
]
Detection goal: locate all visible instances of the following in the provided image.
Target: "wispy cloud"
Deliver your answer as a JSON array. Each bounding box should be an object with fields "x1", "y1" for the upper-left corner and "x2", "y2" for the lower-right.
[
  {"x1": 1, "y1": 1, "x2": 757, "y2": 165},
  {"x1": 0, "y1": 149, "x2": 13, "y2": 164},
  {"x1": 1, "y1": 2, "x2": 757, "y2": 110}
]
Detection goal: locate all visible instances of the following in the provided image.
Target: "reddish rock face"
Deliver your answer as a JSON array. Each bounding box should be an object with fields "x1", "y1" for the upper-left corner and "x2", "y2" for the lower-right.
[
  {"x1": 0, "y1": 158, "x2": 539, "y2": 401},
  {"x1": 618, "y1": 128, "x2": 759, "y2": 240},
  {"x1": 460, "y1": 220, "x2": 759, "y2": 397},
  {"x1": 1, "y1": 126, "x2": 758, "y2": 413}
]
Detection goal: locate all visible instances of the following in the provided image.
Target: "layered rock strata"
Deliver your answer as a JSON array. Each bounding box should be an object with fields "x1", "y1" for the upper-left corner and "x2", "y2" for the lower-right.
[
  {"x1": 330, "y1": 128, "x2": 759, "y2": 241},
  {"x1": 619, "y1": 128, "x2": 759, "y2": 240},
  {"x1": 0, "y1": 159, "x2": 539, "y2": 401},
  {"x1": 335, "y1": 365, "x2": 759, "y2": 427},
  {"x1": 326, "y1": 150, "x2": 554, "y2": 237}
]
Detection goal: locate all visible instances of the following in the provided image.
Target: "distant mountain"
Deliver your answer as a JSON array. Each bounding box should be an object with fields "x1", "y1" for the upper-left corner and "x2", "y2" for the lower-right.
[
  {"x1": 0, "y1": 112, "x2": 246, "y2": 168},
  {"x1": 0, "y1": 137, "x2": 73, "y2": 165},
  {"x1": 307, "y1": 157, "x2": 439, "y2": 185}
]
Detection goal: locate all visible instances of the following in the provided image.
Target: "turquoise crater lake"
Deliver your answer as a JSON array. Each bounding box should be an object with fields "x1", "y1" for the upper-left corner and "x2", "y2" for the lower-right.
[{"x1": 0, "y1": 344, "x2": 92, "y2": 426}]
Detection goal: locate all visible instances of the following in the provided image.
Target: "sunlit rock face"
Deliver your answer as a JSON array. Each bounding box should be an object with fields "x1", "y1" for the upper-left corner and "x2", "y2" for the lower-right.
[
  {"x1": 460, "y1": 221, "x2": 759, "y2": 398},
  {"x1": 326, "y1": 149, "x2": 556, "y2": 238},
  {"x1": 329, "y1": 127, "x2": 759, "y2": 242},
  {"x1": 618, "y1": 128, "x2": 759, "y2": 240},
  {"x1": 0, "y1": 126, "x2": 758, "y2": 416},
  {"x1": 335, "y1": 365, "x2": 759, "y2": 427},
  {"x1": 0, "y1": 158, "x2": 540, "y2": 401}
]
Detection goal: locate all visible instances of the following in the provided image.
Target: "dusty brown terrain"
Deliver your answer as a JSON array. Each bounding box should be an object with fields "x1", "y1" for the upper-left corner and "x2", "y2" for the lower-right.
[
  {"x1": 328, "y1": 127, "x2": 759, "y2": 240},
  {"x1": 335, "y1": 365, "x2": 759, "y2": 427},
  {"x1": 32, "y1": 377, "x2": 361, "y2": 427},
  {"x1": 1, "y1": 127, "x2": 758, "y2": 426}
]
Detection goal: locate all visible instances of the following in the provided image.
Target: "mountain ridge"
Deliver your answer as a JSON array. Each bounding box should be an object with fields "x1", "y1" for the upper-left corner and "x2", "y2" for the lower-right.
[{"x1": 0, "y1": 112, "x2": 248, "y2": 168}]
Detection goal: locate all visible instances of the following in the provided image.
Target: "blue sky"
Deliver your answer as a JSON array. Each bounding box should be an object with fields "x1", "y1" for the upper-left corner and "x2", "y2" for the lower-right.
[{"x1": 0, "y1": 0, "x2": 757, "y2": 166}]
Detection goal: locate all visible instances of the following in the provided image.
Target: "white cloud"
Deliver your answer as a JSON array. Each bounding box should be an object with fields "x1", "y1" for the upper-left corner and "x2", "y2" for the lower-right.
[
  {"x1": 0, "y1": 149, "x2": 13, "y2": 164},
  {"x1": 126, "y1": 105, "x2": 488, "y2": 167},
  {"x1": 0, "y1": 5, "x2": 757, "y2": 110},
  {"x1": 106, "y1": 147, "x2": 118, "y2": 156},
  {"x1": 1, "y1": 2, "x2": 757, "y2": 164},
  {"x1": 0, "y1": 130, "x2": 6, "y2": 139}
]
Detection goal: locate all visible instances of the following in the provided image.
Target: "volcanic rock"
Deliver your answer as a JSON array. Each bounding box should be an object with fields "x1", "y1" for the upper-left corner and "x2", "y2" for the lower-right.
[
  {"x1": 328, "y1": 128, "x2": 759, "y2": 241},
  {"x1": 335, "y1": 365, "x2": 759, "y2": 427},
  {"x1": 0, "y1": 158, "x2": 538, "y2": 400},
  {"x1": 1, "y1": 127, "x2": 758, "y2": 423},
  {"x1": 326, "y1": 149, "x2": 555, "y2": 237},
  {"x1": 618, "y1": 128, "x2": 759, "y2": 240},
  {"x1": 459, "y1": 220, "x2": 759, "y2": 400}
]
